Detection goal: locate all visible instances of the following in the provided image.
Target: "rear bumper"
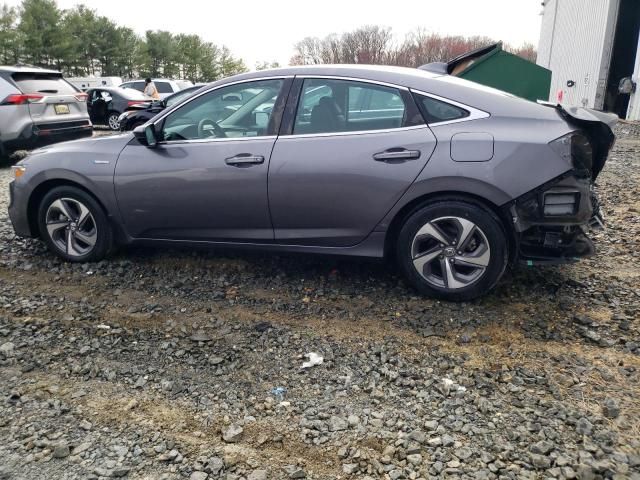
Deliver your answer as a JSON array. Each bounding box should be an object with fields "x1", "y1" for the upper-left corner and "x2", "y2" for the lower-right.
[
  {"x1": 507, "y1": 171, "x2": 602, "y2": 265},
  {"x1": 32, "y1": 120, "x2": 93, "y2": 138},
  {"x1": 3, "y1": 120, "x2": 93, "y2": 151}
]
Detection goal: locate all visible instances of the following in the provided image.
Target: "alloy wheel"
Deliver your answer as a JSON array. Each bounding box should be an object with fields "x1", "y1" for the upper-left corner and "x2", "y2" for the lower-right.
[
  {"x1": 410, "y1": 216, "x2": 491, "y2": 290},
  {"x1": 45, "y1": 197, "x2": 97, "y2": 257},
  {"x1": 108, "y1": 114, "x2": 120, "y2": 130}
]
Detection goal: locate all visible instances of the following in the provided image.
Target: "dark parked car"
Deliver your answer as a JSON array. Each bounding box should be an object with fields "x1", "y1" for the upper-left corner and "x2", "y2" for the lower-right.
[
  {"x1": 86, "y1": 87, "x2": 150, "y2": 130},
  {"x1": 118, "y1": 85, "x2": 203, "y2": 131},
  {"x1": 8, "y1": 65, "x2": 617, "y2": 301}
]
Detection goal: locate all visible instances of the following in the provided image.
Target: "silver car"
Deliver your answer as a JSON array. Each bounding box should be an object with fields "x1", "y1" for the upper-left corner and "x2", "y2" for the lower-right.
[
  {"x1": 7, "y1": 65, "x2": 617, "y2": 301},
  {"x1": 0, "y1": 66, "x2": 92, "y2": 156}
]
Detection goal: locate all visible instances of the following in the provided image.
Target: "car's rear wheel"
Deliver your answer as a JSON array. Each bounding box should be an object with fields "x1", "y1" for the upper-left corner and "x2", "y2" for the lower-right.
[
  {"x1": 107, "y1": 112, "x2": 120, "y2": 131},
  {"x1": 37, "y1": 186, "x2": 112, "y2": 262},
  {"x1": 397, "y1": 200, "x2": 508, "y2": 301}
]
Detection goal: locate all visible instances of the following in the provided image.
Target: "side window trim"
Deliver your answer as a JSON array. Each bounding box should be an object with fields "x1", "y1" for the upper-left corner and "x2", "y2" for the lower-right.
[
  {"x1": 279, "y1": 77, "x2": 304, "y2": 136},
  {"x1": 154, "y1": 77, "x2": 292, "y2": 145},
  {"x1": 281, "y1": 76, "x2": 425, "y2": 138},
  {"x1": 410, "y1": 89, "x2": 490, "y2": 125}
]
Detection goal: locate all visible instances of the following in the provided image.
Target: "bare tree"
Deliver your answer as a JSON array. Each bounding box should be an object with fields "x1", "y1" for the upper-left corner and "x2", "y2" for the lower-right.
[
  {"x1": 290, "y1": 36, "x2": 324, "y2": 65},
  {"x1": 507, "y1": 42, "x2": 538, "y2": 63},
  {"x1": 290, "y1": 26, "x2": 536, "y2": 68}
]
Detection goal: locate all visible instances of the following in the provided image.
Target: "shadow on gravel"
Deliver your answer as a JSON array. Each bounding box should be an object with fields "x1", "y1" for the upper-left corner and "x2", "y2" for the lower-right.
[{"x1": 108, "y1": 243, "x2": 584, "y2": 342}]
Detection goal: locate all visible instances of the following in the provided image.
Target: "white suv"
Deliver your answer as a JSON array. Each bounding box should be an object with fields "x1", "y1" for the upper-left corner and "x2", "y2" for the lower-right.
[
  {"x1": 119, "y1": 78, "x2": 194, "y2": 99},
  {"x1": 0, "y1": 66, "x2": 92, "y2": 156}
]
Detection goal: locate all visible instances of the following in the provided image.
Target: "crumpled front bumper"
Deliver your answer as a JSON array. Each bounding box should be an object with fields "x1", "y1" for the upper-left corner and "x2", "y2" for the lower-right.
[
  {"x1": 8, "y1": 179, "x2": 34, "y2": 238},
  {"x1": 507, "y1": 171, "x2": 603, "y2": 265}
]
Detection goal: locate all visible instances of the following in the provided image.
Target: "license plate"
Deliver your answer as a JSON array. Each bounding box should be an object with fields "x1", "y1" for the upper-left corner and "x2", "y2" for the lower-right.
[{"x1": 54, "y1": 104, "x2": 70, "y2": 115}]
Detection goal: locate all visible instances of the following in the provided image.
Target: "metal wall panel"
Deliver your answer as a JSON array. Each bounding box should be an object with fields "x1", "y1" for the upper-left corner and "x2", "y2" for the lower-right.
[
  {"x1": 627, "y1": 35, "x2": 640, "y2": 120},
  {"x1": 537, "y1": 0, "x2": 620, "y2": 108},
  {"x1": 537, "y1": 0, "x2": 558, "y2": 69}
]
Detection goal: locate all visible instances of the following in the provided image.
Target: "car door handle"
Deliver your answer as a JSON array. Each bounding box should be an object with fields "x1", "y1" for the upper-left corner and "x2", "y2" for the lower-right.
[
  {"x1": 373, "y1": 149, "x2": 421, "y2": 162},
  {"x1": 225, "y1": 154, "x2": 265, "y2": 166}
]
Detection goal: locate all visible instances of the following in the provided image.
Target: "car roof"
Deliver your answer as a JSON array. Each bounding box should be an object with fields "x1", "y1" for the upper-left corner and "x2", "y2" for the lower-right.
[
  {"x1": 122, "y1": 78, "x2": 177, "y2": 82},
  {"x1": 88, "y1": 86, "x2": 150, "y2": 97},
  {"x1": 221, "y1": 64, "x2": 440, "y2": 83},
  {"x1": 0, "y1": 65, "x2": 61, "y2": 75}
]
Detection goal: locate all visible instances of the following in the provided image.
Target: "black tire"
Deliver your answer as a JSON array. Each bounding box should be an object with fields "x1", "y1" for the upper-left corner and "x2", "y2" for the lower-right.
[
  {"x1": 107, "y1": 111, "x2": 120, "y2": 131},
  {"x1": 37, "y1": 186, "x2": 113, "y2": 263},
  {"x1": 396, "y1": 199, "x2": 508, "y2": 301}
]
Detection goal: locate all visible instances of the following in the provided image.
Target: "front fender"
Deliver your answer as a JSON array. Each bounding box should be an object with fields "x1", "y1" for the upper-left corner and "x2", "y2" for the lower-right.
[
  {"x1": 13, "y1": 164, "x2": 120, "y2": 239},
  {"x1": 26, "y1": 166, "x2": 117, "y2": 211}
]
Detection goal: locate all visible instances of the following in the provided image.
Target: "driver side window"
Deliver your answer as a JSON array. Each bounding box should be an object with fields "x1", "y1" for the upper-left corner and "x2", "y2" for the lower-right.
[{"x1": 161, "y1": 79, "x2": 283, "y2": 141}]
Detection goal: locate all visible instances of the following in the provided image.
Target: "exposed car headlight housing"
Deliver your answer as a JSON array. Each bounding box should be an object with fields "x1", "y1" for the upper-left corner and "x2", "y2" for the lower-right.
[
  {"x1": 118, "y1": 111, "x2": 136, "y2": 123},
  {"x1": 549, "y1": 133, "x2": 593, "y2": 174},
  {"x1": 571, "y1": 133, "x2": 593, "y2": 172}
]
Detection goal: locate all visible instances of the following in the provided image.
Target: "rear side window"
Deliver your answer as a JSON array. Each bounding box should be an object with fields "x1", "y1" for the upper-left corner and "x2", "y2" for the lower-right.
[
  {"x1": 156, "y1": 82, "x2": 173, "y2": 94},
  {"x1": 12, "y1": 73, "x2": 77, "y2": 95},
  {"x1": 415, "y1": 94, "x2": 469, "y2": 123},
  {"x1": 122, "y1": 82, "x2": 145, "y2": 92},
  {"x1": 293, "y1": 78, "x2": 407, "y2": 135}
]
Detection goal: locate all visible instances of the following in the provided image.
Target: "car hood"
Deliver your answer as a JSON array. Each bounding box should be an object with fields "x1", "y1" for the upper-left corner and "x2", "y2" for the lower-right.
[{"x1": 21, "y1": 133, "x2": 134, "y2": 167}]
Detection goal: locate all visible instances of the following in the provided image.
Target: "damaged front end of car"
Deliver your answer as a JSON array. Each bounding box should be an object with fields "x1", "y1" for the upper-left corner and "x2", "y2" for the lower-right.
[{"x1": 507, "y1": 105, "x2": 617, "y2": 265}]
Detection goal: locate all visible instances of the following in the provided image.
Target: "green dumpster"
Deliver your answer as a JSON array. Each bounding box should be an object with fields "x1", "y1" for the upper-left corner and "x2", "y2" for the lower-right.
[{"x1": 447, "y1": 42, "x2": 551, "y2": 103}]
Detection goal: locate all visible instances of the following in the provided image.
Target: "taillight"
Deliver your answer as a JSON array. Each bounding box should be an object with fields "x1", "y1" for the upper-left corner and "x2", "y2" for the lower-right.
[
  {"x1": 75, "y1": 93, "x2": 88, "y2": 102},
  {"x1": 1, "y1": 93, "x2": 44, "y2": 105},
  {"x1": 127, "y1": 100, "x2": 147, "y2": 107}
]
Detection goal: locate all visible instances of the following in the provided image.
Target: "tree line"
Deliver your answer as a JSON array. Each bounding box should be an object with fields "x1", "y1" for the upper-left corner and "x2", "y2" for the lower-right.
[
  {"x1": 0, "y1": 0, "x2": 247, "y2": 82},
  {"x1": 290, "y1": 26, "x2": 537, "y2": 67},
  {"x1": 1, "y1": 1, "x2": 538, "y2": 83}
]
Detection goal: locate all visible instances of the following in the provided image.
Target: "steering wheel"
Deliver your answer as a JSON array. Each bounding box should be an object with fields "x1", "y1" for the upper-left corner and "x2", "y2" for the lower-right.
[{"x1": 198, "y1": 118, "x2": 226, "y2": 138}]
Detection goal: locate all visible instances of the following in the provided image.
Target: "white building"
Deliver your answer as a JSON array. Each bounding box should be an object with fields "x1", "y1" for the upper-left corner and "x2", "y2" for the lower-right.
[{"x1": 537, "y1": 0, "x2": 640, "y2": 120}]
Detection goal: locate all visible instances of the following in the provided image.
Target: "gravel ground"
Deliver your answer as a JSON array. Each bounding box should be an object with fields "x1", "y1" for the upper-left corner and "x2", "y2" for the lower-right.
[{"x1": 0, "y1": 126, "x2": 639, "y2": 480}]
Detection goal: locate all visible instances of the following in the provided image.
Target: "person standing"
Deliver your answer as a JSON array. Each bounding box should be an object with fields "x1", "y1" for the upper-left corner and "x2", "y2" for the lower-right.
[{"x1": 144, "y1": 78, "x2": 160, "y2": 99}]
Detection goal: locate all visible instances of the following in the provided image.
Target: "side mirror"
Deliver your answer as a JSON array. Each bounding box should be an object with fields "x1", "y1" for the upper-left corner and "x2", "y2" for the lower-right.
[
  {"x1": 619, "y1": 77, "x2": 636, "y2": 95},
  {"x1": 133, "y1": 124, "x2": 158, "y2": 148}
]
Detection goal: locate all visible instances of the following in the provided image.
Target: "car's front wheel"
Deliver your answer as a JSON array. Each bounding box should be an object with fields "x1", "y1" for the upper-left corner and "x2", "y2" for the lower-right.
[
  {"x1": 107, "y1": 112, "x2": 120, "y2": 131},
  {"x1": 397, "y1": 200, "x2": 508, "y2": 301},
  {"x1": 37, "y1": 186, "x2": 112, "y2": 262}
]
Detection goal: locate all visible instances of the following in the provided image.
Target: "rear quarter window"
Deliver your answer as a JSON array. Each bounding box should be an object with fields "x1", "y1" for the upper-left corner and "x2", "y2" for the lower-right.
[
  {"x1": 122, "y1": 82, "x2": 145, "y2": 92},
  {"x1": 156, "y1": 82, "x2": 174, "y2": 94},
  {"x1": 416, "y1": 94, "x2": 469, "y2": 123},
  {"x1": 12, "y1": 73, "x2": 77, "y2": 95}
]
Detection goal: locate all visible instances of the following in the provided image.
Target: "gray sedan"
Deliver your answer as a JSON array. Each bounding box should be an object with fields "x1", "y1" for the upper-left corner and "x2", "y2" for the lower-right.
[{"x1": 7, "y1": 65, "x2": 617, "y2": 301}]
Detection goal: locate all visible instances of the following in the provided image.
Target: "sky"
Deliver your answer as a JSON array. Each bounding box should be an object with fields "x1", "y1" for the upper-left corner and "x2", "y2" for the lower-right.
[{"x1": 4, "y1": 0, "x2": 544, "y2": 68}]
